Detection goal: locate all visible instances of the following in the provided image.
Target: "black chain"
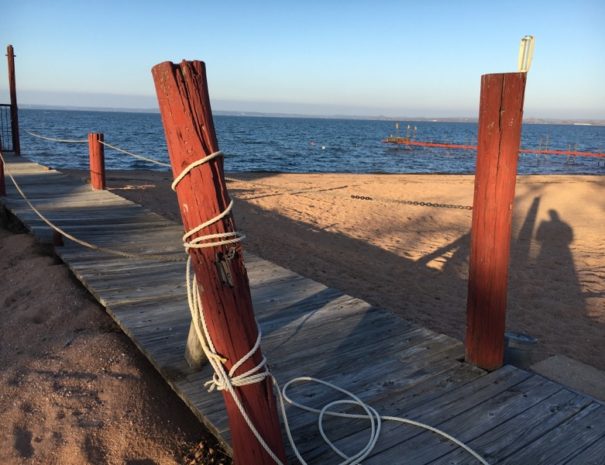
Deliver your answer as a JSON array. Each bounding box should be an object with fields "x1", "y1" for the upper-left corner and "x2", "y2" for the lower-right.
[{"x1": 350, "y1": 194, "x2": 472, "y2": 210}]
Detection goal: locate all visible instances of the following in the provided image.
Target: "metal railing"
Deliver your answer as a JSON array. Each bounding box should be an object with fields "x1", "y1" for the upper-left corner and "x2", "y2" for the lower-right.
[{"x1": 0, "y1": 103, "x2": 13, "y2": 152}]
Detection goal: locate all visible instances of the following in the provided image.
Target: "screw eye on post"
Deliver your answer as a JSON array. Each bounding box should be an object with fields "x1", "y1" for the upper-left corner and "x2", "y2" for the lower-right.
[{"x1": 518, "y1": 35, "x2": 535, "y2": 72}]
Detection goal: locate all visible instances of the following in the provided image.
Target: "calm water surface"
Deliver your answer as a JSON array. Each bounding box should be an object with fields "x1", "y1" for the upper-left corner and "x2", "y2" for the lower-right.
[{"x1": 19, "y1": 109, "x2": 605, "y2": 175}]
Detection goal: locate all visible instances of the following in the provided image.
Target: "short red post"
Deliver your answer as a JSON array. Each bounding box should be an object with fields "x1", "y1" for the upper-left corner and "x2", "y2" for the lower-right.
[
  {"x1": 152, "y1": 60, "x2": 286, "y2": 465},
  {"x1": 466, "y1": 72, "x2": 527, "y2": 370},
  {"x1": 7, "y1": 45, "x2": 20, "y2": 156},
  {"x1": 53, "y1": 231, "x2": 64, "y2": 246},
  {"x1": 0, "y1": 155, "x2": 5, "y2": 196},
  {"x1": 88, "y1": 133, "x2": 105, "y2": 190}
]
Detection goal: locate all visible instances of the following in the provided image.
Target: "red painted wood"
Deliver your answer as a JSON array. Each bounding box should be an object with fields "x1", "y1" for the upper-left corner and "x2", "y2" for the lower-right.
[
  {"x1": 88, "y1": 133, "x2": 106, "y2": 190},
  {"x1": 152, "y1": 60, "x2": 287, "y2": 465},
  {"x1": 0, "y1": 156, "x2": 5, "y2": 196},
  {"x1": 466, "y1": 72, "x2": 527, "y2": 370},
  {"x1": 52, "y1": 231, "x2": 64, "y2": 247},
  {"x1": 6, "y1": 45, "x2": 20, "y2": 156}
]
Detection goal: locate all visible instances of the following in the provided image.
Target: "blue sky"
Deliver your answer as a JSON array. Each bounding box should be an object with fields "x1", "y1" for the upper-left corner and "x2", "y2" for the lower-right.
[{"x1": 1, "y1": 0, "x2": 604, "y2": 118}]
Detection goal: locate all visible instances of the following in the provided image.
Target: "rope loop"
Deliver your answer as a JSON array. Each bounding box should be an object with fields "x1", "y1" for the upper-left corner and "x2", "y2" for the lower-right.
[
  {"x1": 171, "y1": 150, "x2": 224, "y2": 191},
  {"x1": 171, "y1": 151, "x2": 245, "y2": 251}
]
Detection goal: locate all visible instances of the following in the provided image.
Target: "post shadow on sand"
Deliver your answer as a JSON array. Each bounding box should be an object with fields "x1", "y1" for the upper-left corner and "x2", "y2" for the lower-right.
[
  {"x1": 425, "y1": 196, "x2": 587, "y2": 367},
  {"x1": 55, "y1": 168, "x2": 597, "y2": 381},
  {"x1": 106, "y1": 170, "x2": 598, "y2": 372},
  {"x1": 232, "y1": 176, "x2": 596, "y2": 368},
  {"x1": 415, "y1": 232, "x2": 470, "y2": 279}
]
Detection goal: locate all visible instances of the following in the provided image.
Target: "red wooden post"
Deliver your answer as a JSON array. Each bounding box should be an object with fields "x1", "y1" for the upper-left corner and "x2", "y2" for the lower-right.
[
  {"x1": 6, "y1": 45, "x2": 20, "y2": 156},
  {"x1": 53, "y1": 231, "x2": 64, "y2": 246},
  {"x1": 0, "y1": 155, "x2": 5, "y2": 196},
  {"x1": 152, "y1": 61, "x2": 287, "y2": 465},
  {"x1": 466, "y1": 72, "x2": 527, "y2": 370},
  {"x1": 88, "y1": 133, "x2": 106, "y2": 190}
]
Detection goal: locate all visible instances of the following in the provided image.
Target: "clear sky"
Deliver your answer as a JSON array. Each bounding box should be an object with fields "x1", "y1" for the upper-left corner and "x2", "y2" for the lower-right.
[{"x1": 1, "y1": 0, "x2": 604, "y2": 119}]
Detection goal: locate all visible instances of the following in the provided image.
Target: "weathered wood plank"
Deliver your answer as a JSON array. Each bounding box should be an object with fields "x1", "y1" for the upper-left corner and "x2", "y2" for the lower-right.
[
  {"x1": 298, "y1": 366, "x2": 529, "y2": 463},
  {"x1": 563, "y1": 435, "x2": 605, "y2": 465},
  {"x1": 365, "y1": 375, "x2": 562, "y2": 464},
  {"x1": 430, "y1": 389, "x2": 595, "y2": 464},
  {"x1": 500, "y1": 403, "x2": 605, "y2": 465}
]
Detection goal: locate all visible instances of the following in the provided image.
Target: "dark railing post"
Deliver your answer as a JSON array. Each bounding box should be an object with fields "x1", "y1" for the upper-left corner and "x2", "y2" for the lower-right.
[
  {"x1": 0, "y1": 155, "x2": 5, "y2": 196},
  {"x1": 7, "y1": 45, "x2": 20, "y2": 156},
  {"x1": 465, "y1": 72, "x2": 527, "y2": 370},
  {"x1": 88, "y1": 133, "x2": 106, "y2": 190},
  {"x1": 53, "y1": 231, "x2": 64, "y2": 246}
]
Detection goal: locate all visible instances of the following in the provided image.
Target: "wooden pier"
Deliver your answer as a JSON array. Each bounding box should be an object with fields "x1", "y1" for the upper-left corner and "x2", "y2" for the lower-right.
[{"x1": 2, "y1": 153, "x2": 605, "y2": 464}]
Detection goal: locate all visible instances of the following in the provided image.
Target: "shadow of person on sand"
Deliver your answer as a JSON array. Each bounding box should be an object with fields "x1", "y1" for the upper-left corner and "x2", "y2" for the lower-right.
[
  {"x1": 536, "y1": 209, "x2": 575, "y2": 265},
  {"x1": 508, "y1": 204, "x2": 591, "y2": 366},
  {"x1": 535, "y1": 209, "x2": 583, "y2": 305}
]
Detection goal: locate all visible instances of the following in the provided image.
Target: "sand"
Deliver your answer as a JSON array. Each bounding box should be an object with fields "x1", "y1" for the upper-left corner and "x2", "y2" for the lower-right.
[
  {"x1": 88, "y1": 170, "x2": 604, "y2": 370},
  {"x1": 1, "y1": 169, "x2": 603, "y2": 464},
  {"x1": 0, "y1": 216, "x2": 228, "y2": 463}
]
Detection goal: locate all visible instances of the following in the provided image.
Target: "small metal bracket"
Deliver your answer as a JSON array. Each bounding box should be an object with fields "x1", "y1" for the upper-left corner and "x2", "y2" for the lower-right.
[{"x1": 215, "y1": 247, "x2": 236, "y2": 287}]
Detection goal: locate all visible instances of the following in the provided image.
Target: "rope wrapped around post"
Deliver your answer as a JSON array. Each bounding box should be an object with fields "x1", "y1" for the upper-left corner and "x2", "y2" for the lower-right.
[{"x1": 152, "y1": 59, "x2": 287, "y2": 465}]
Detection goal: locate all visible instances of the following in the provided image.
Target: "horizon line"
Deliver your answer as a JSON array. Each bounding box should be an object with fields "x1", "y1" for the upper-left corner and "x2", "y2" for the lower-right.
[{"x1": 17, "y1": 103, "x2": 605, "y2": 125}]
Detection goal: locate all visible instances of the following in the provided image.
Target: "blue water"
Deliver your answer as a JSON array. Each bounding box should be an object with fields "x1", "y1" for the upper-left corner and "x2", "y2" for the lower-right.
[{"x1": 19, "y1": 108, "x2": 605, "y2": 175}]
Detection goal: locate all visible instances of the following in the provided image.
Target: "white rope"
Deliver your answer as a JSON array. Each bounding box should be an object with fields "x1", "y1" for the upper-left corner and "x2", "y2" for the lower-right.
[
  {"x1": 99, "y1": 140, "x2": 171, "y2": 167},
  {"x1": 0, "y1": 151, "x2": 185, "y2": 262},
  {"x1": 278, "y1": 377, "x2": 489, "y2": 464},
  {"x1": 26, "y1": 129, "x2": 170, "y2": 167},
  {"x1": 183, "y1": 200, "x2": 244, "y2": 250},
  {"x1": 173, "y1": 151, "x2": 489, "y2": 465},
  {"x1": 170, "y1": 150, "x2": 224, "y2": 190},
  {"x1": 25, "y1": 129, "x2": 87, "y2": 144}
]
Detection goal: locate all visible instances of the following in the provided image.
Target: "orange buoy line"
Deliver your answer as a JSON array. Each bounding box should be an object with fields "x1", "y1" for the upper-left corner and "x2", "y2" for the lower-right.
[{"x1": 382, "y1": 137, "x2": 605, "y2": 159}]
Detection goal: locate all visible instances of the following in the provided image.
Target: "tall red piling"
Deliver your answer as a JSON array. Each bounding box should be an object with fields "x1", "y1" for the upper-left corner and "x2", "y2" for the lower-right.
[
  {"x1": 152, "y1": 60, "x2": 286, "y2": 465},
  {"x1": 466, "y1": 72, "x2": 527, "y2": 370},
  {"x1": 88, "y1": 133, "x2": 106, "y2": 190},
  {"x1": 7, "y1": 45, "x2": 20, "y2": 156}
]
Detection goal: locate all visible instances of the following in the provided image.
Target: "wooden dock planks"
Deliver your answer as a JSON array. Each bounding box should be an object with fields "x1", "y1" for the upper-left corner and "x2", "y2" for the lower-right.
[{"x1": 2, "y1": 153, "x2": 604, "y2": 464}]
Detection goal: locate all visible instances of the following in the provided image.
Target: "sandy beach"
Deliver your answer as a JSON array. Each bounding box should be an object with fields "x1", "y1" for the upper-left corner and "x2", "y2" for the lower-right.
[
  {"x1": 0, "y1": 213, "x2": 227, "y2": 463},
  {"x1": 1, "y1": 170, "x2": 603, "y2": 464},
  {"x1": 95, "y1": 170, "x2": 604, "y2": 370}
]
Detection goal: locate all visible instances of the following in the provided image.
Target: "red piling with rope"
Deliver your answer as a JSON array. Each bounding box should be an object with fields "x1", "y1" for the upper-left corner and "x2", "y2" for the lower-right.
[
  {"x1": 88, "y1": 133, "x2": 106, "y2": 190},
  {"x1": 7, "y1": 45, "x2": 20, "y2": 156},
  {"x1": 465, "y1": 72, "x2": 527, "y2": 370},
  {"x1": 152, "y1": 60, "x2": 287, "y2": 465}
]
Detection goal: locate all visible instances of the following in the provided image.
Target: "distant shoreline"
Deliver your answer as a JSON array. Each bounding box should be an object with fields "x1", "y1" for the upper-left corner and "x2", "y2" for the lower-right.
[{"x1": 19, "y1": 105, "x2": 605, "y2": 126}]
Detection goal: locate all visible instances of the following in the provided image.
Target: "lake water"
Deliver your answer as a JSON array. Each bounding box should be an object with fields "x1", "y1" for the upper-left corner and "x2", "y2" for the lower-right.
[{"x1": 18, "y1": 108, "x2": 605, "y2": 175}]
